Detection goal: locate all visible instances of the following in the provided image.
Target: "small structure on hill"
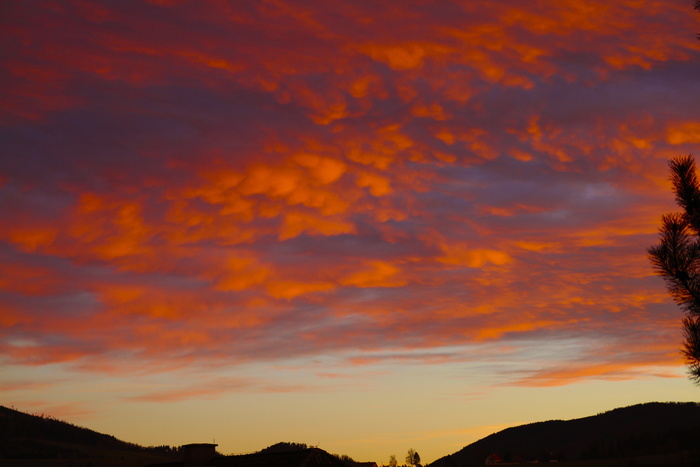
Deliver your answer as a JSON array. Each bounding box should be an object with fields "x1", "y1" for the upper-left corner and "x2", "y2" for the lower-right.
[
  {"x1": 183, "y1": 443, "x2": 218, "y2": 466},
  {"x1": 484, "y1": 453, "x2": 502, "y2": 465}
]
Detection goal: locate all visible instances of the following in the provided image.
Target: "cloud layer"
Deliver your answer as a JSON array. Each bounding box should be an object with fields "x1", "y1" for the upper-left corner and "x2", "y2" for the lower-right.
[{"x1": 1, "y1": 0, "x2": 700, "y2": 410}]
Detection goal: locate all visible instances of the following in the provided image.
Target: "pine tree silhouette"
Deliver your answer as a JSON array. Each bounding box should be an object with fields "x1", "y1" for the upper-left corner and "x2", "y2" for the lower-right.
[{"x1": 648, "y1": 155, "x2": 700, "y2": 385}]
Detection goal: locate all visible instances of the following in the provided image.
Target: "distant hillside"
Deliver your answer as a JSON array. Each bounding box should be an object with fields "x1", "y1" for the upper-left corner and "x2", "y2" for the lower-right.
[
  {"x1": 5, "y1": 402, "x2": 700, "y2": 467},
  {"x1": 431, "y1": 402, "x2": 700, "y2": 467},
  {"x1": 0, "y1": 407, "x2": 358, "y2": 467},
  {"x1": 0, "y1": 405, "x2": 177, "y2": 465},
  {"x1": 256, "y1": 442, "x2": 357, "y2": 466},
  {"x1": 211, "y1": 447, "x2": 348, "y2": 467}
]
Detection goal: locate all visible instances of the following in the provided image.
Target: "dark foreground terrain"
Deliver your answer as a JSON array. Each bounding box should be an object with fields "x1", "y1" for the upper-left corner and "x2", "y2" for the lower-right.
[
  {"x1": 0, "y1": 405, "x2": 177, "y2": 466},
  {"x1": 2, "y1": 402, "x2": 700, "y2": 466},
  {"x1": 431, "y1": 402, "x2": 700, "y2": 467}
]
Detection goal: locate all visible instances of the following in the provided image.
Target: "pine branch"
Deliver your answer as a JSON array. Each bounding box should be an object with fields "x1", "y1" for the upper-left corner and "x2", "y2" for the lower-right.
[
  {"x1": 682, "y1": 315, "x2": 700, "y2": 385},
  {"x1": 670, "y1": 155, "x2": 700, "y2": 233},
  {"x1": 648, "y1": 213, "x2": 700, "y2": 315}
]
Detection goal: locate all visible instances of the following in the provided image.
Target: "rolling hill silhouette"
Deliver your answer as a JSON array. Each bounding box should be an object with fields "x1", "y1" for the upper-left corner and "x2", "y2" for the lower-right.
[
  {"x1": 3, "y1": 402, "x2": 700, "y2": 466},
  {"x1": 0, "y1": 405, "x2": 177, "y2": 465},
  {"x1": 430, "y1": 402, "x2": 700, "y2": 466},
  {"x1": 0, "y1": 407, "x2": 353, "y2": 466}
]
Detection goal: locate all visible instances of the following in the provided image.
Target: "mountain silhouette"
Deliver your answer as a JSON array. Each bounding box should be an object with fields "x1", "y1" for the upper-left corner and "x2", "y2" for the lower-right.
[{"x1": 430, "y1": 402, "x2": 700, "y2": 466}]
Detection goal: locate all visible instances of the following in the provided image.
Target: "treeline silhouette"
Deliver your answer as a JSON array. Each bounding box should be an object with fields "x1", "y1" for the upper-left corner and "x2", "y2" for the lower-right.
[
  {"x1": 430, "y1": 402, "x2": 700, "y2": 467},
  {"x1": 257, "y1": 442, "x2": 357, "y2": 466},
  {"x1": 0, "y1": 405, "x2": 178, "y2": 460},
  {"x1": 258, "y1": 442, "x2": 311, "y2": 454}
]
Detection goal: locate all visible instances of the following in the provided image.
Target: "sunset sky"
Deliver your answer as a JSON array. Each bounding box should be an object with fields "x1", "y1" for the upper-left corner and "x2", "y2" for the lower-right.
[{"x1": 2, "y1": 0, "x2": 700, "y2": 463}]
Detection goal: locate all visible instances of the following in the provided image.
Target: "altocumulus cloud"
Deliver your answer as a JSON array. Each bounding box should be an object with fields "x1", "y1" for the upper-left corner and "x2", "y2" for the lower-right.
[{"x1": 1, "y1": 0, "x2": 700, "y2": 399}]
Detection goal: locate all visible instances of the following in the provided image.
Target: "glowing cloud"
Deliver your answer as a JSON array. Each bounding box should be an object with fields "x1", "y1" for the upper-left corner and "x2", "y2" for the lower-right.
[{"x1": 1, "y1": 0, "x2": 699, "y2": 461}]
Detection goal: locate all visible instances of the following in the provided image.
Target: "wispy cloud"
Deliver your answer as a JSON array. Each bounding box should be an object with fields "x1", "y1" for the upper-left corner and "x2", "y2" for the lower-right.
[{"x1": 125, "y1": 376, "x2": 327, "y2": 403}]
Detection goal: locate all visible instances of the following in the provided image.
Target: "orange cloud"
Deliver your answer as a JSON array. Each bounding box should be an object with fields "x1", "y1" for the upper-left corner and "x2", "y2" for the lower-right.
[
  {"x1": 126, "y1": 378, "x2": 256, "y2": 403},
  {"x1": 8, "y1": 402, "x2": 97, "y2": 421},
  {"x1": 280, "y1": 211, "x2": 356, "y2": 240},
  {"x1": 1, "y1": 0, "x2": 698, "y2": 400},
  {"x1": 215, "y1": 256, "x2": 270, "y2": 292},
  {"x1": 341, "y1": 261, "x2": 406, "y2": 288},
  {"x1": 513, "y1": 359, "x2": 683, "y2": 388},
  {"x1": 438, "y1": 245, "x2": 512, "y2": 269},
  {"x1": 667, "y1": 122, "x2": 700, "y2": 145},
  {"x1": 266, "y1": 280, "x2": 335, "y2": 300}
]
